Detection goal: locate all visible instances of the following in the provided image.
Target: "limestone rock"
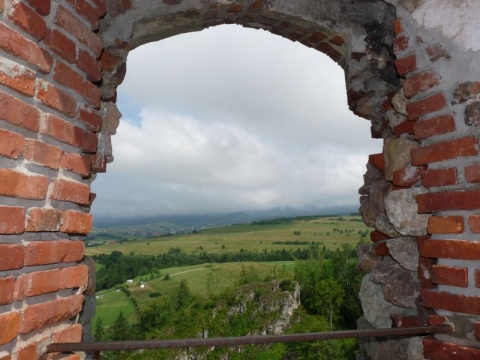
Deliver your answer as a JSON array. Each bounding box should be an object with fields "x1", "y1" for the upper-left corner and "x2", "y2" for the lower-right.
[
  {"x1": 392, "y1": 88, "x2": 408, "y2": 116},
  {"x1": 357, "y1": 243, "x2": 381, "y2": 272},
  {"x1": 375, "y1": 213, "x2": 401, "y2": 237},
  {"x1": 374, "y1": 337, "x2": 426, "y2": 360},
  {"x1": 386, "y1": 237, "x2": 419, "y2": 271},
  {"x1": 360, "y1": 196, "x2": 378, "y2": 228},
  {"x1": 371, "y1": 179, "x2": 392, "y2": 214},
  {"x1": 370, "y1": 257, "x2": 402, "y2": 285},
  {"x1": 101, "y1": 102, "x2": 122, "y2": 135},
  {"x1": 385, "y1": 187, "x2": 430, "y2": 236},
  {"x1": 384, "y1": 138, "x2": 418, "y2": 181},
  {"x1": 383, "y1": 270, "x2": 420, "y2": 308},
  {"x1": 386, "y1": 110, "x2": 407, "y2": 128}
]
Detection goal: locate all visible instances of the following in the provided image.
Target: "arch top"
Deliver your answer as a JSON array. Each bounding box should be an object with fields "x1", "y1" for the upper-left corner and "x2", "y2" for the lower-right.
[{"x1": 99, "y1": 0, "x2": 400, "y2": 125}]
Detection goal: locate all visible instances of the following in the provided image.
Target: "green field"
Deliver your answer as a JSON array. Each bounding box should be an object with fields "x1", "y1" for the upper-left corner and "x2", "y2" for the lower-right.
[{"x1": 86, "y1": 216, "x2": 369, "y2": 257}]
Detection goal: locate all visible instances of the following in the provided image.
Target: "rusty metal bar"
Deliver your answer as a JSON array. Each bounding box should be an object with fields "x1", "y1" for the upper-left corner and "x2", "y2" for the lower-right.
[{"x1": 46, "y1": 325, "x2": 452, "y2": 353}]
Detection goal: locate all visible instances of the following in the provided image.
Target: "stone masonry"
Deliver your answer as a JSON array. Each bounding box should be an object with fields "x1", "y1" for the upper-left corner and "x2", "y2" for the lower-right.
[{"x1": 1, "y1": 0, "x2": 480, "y2": 359}]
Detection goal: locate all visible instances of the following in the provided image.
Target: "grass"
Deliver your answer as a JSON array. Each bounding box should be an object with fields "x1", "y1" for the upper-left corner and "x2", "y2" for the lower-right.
[
  {"x1": 86, "y1": 216, "x2": 369, "y2": 257},
  {"x1": 93, "y1": 288, "x2": 136, "y2": 329}
]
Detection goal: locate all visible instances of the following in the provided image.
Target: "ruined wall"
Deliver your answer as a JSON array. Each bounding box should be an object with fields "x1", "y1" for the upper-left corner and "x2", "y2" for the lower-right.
[{"x1": 1, "y1": 0, "x2": 480, "y2": 359}]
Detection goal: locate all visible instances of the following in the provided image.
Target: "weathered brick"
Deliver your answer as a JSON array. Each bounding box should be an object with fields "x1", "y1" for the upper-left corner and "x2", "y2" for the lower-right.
[
  {"x1": 422, "y1": 289, "x2": 480, "y2": 315},
  {"x1": 0, "y1": 244, "x2": 24, "y2": 271},
  {"x1": 0, "y1": 169, "x2": 48, "y2": 200},
  {"x1": 417, "y1": 190, "x2": 480, "y2": 213},
  {"x1": 475, "y1": 322, "x2": 480, "y2": 341},
  {"x1": 26, "y1": 0, "x2": 50, "y2": 16},
  {"x1": 403, "y1": 70, "x2": 440, "y2": 98},
  {"x1": 16, "y1": 343, "x2": 38, "y2": 360},
  {"x1": 25, "y1": 207, "x2": 62, "y2": 232},
  {"x1": 392, "y1": 119, "x2": 415, "y2": 136},
  {"x1": 19, "y1": 295, "x2": 84, "y2": 334},
  {"x1": 24, "y1": 240, "x2": 84, "y2": 266},
  {"x1": 426, "y1": 43, "x2": 450, "y2": 62},
  {"x1": 468, "y1": 215, "x2": 480, "y2": 234},
  {"x1": 0, "y1": 312, "x2": 19, "y2": 345},
  {"x1": 61, "y1": 210, "x2": 92, "y2": 234},
  {"x1": 25, "y1": 139, "x2": 62, "y2": 169},
  {"x1": 61, "y1": 152, "x2": 90, "y2": 176},
  {"x1": 51, "y1": 179, "x2": 90, "y2": 205},
  {"x1": 411, "y1": 137, "x2": 478, "y2": 166},
  {"x1": 42, "y1": 114, "x2": 97, "y2": 152},
  {"x1": 475, "y1": 270, "x2": 480, "y2": 288},
  {"x1": 77, "y1": 50, "x2": 102, "y2": 82},
  {"x1": 413, "y1": 114, "x2": 456, "y2": 140},
  {"x1": 249, "y1": 0, "x2": 263, "y2": 10},
  {"x1": 423, "y1": 338, "x2": 480, "y2": 360},
  {"x1": 422, "y1": 167, "x2": 456, "y2": 188},
  {"x1": 52, "y1": 324, "x2": 83, "y2": 343},
  {"x1": 0, "y1": 206, "x2": 24, "y2": 234},
  {"x1": 37, "y1": 80, "x2": 78, "y2": 117},
  {"x1": 23, "y1": 269, "x2": 60, "y2": 296},
  {"x1": 0, "y1": 58, "x2": 36, "y2": 96},
  {"x1": 428, "y1": 216, "x2": 464, "y2": 234},
  {"x1": 78, "y1": 108, "x2": 102, "y2": 132},
  {"x1": 370, "y1": 230, "x2": 390, "y2": 243},
  {"x1": 374, "y1": 242, "x2": 389, "y2": 256},
  {"x1": 368, "y1": 153, "x2": 385, "y2": 174},
  {"x1": 0, "y1": 129, "x2": 24, "y2": 159},
  {"x1": 0, "y1": 23, "x2": 52, "y2": 73},
  {"x1": 392, "y1": 166, "x2": 423, "y2": 187},
  {"x1": 0, "y1": 277, "x2": 14, "y2": 305},
  {"x1": 465, "y1": 162, "x2": 480, "y2": 183},
  {"x1": 54, "y1": 61, "x2": 101, "y2": 107},
  {"x1": 75, "y1": 0, "x2": 100, "y2": 29},
  {"x1": 60, "y1": 265, "x2": 89, "y2": 289},
  {"x1": 393, "y1": 36, "x2": 409, "y2": 54},
  {"x1": 465, "y1": 101, "x2": 480, "y2": 127},
  {"x1": 44, "y1": 29, "x2": 76, "y2": 64},
  {"x1": 393, "y1": 19, "x2": 403, "y2": 35},
  {"x1": 91, "y1": 0, "x2": 106, "y2": 16},
  {"x1": 406, "y1": 93, "x2": 446, "y2": 121},
  {"x1": 430, "y1": 265, "x2": 468, "y2": 287},
  {"x1": 100, "y1": 50, "x2": 123, "y2": 72},
  {"x1": 55, "y1": 6, "x2": 103, "y2": 57},
  {"x1": 9, "y1": 0, "x2": 46, "y2": 41},
  {"x1": 394, "y1": 54, "x2": 416, "y2": 76},
  {"x1": 453, "y1": 81, "x2": 480, "y2": 104},
  {"x1": 419, "y1": 239, "x2": 480, "y2": 260},
  {"x1": 0, "y1": 91, "x2": 40, "y2": 131}
]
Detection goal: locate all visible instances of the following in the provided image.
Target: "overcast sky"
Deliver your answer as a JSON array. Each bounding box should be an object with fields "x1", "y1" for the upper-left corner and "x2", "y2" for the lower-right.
[{"x1": 91, "y1": 25, "x2": 381, "y2": 218}]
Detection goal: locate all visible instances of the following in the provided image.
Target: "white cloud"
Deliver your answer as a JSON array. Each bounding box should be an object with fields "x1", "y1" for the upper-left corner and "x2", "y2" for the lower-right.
[{"x1": 91, "y1": 24, "x2": 381, "y2": 218}]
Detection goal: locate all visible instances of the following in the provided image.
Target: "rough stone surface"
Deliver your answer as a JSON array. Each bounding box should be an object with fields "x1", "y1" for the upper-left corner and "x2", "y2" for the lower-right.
[
  {"x1": 360, "y1": 195, "x2": 378, "y2": 228},
  {"x1": 392, "y1": 88, "x2": 408, "y2": 116},
  {"x1": 370, "y1": 257, "x2": 403, "y2": 285},
  {"x1": 386, "y1": 237, "x2": 419, "y2": 271},
  {"x1": 375, "y1": 213, "x2": 401, "y2": 237},
  {"x1": 357, "y1": 243, "x2": 381, "y2": 272},
  {"x1": 374, "y1": 337, "x2": 426, "y2": 360},
  {"x1": 384, "y1": 138, "x2": 418, "y2": 181},
  {"x1": 385, "y1": 187, "x2": 430, "y2": 236},
  {"x1": 383, "y1": 270, "x2": 420, "y2": 308}
]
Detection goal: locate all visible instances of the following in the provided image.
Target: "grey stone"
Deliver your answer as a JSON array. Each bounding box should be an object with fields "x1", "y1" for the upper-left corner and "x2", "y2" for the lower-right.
[
  {"x1": 375, "y1": 213, "x2": 401, "y2": 237},
  {"x1": 371, "y1": 179, "x2": 391, "y2": 214},
  {"x1": 359, "y1": 163, "x2": 384, "y2": 196},
  {"x1": 101, "y1": 102, "x2": 122, "y2": 135},
  {"x1": 360, "y1": 196, "x2": 378, "y2": 228},
  {"x1": 357, "y1": 243, "x2": 381, "y2": 272},
  {"x1": 386, "y1": 237, "x2": 419, "y2": 271},
  {"x1": 386, "y1": 110, "x2": 407, "y2": 128},
  {"x1": 79, "y1": 294, "x2": 96, "y2": 325},
  {"x1": 385, "y1": 187, "x2": 430, "y2": 236},
  {"x1": 383, "y1": 270, "x2": 420, "y2": 308},
  {"x1": 383, "y1": 138, "x2": 418, "y2": 181},
  {"x1": 370, "y1": 257, "x2": 402, "y2": 285},
  {"x1": 392, "y1": 88, "x2": 408, "y2": 116}
]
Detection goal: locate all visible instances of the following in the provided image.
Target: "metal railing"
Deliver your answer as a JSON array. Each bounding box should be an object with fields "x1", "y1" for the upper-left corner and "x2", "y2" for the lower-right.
[{"x1": 46, "y1": 324, "x2": 453, "y2": 357}]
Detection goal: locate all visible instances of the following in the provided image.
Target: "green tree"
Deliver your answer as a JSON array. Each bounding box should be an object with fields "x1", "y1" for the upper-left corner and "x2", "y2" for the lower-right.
[
  {"x1": 111, "y1": 312, "x2": 130, "y2": 341},
  {"x1": 94, "y1": 317, "x2": 106, "y2": 341},
  {"x1": 174, "y1": 279, "x2": 193, "y2": 310}
]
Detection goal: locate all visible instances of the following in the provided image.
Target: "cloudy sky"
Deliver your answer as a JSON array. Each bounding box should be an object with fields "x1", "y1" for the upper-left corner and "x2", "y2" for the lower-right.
[{"x1": 91, "y1": 25, "x2": 381, "y2": 218}]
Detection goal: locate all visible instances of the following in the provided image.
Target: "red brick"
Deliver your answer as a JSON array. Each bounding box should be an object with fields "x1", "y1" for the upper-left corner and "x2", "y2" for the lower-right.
[
  {"x1": 13, "y1": 275, "x2": 25, "y2": 301},
  {"x1": 393, "y1": 36, "x2": 409, "y2": 54},
  {"x1": 407, "y1": 93, "x2": 446, "y2": 121},
  {"x1": 60, "y1": 265, "x2": 89, "y2": 289},
  {"x1": 374, "y1": 242, "x2": 389, "y2": 256},
  {"x1": 90, "y1": 153, "x2": 106, "y2": 173},
  {"x1": 24, "y1": 240, "x2": 84, "y2": 266},
  {"x1": 55, "y1": 6, "x2": 103, "y2": 57},
  {"x1": 52, "y1": 324, "x2": 83, "y2": 343},
  {"x1": 0, "y1": 129, "x2": 24, "y2": 159},
  {"x1": 368, "y1": 153, "x2": 385, "y2": 174},
  {"x1": 77, "y1": 50, "x2": 102, "y2": 82},
  {"x1": 428, "y1": 216, "x2": 464, "y2": 234},
  {"x1": 329, "y1": 35, "x2": 345, "y2": 46},
  {"x1": 78, "y1": 108, "x2": 102, "y2": 132},
  {"x1": 61, "y1": 210, "x2": 92, "y2": 234},
  {"x1": 391, "y1": 315, "x2": 422, "y2": 328},
  {"x1": 392, "y1": 166, "x2": 423, "y2": 187},
  {"x1": 0, "y1": 244, "x2": 24, "y2": 271},
  {"x1": 24, "y1": 269, "x2": 60, "y2": 296},
  {"x1": 0, "y1": 0, "x2": 4, "y2": 12},
  {"x1": 9, "y1": 1, "x2": 46, "y2": 41},
  {"x1": 100, "y1": 50, "x2": 123, "y2": 72},
  {"x1": 25, "y1": 207, "x2": 62, "y2": 232},
  {"x1": 42, "y1": 114, "x2": 97, "y2": 153},
  {"x1": 393, "y1": 19, "x2": 403, "y2": 35},
  {"x1": 422, "y1": 167, "x2": 456, "y2": 188},
  {"x1": 422, "y1": 288, "x2": 480, "y2": 315},
  {"x1": 91, "y1": 0, "x2": 106, "y2": 16},
  {"x1": 426, "y1": 43, "x2": 450, "y2": 62},
  {"x1": 0, "y1": 91, "x2": 40, "y2": 131},
  {"x1": 392, "y1": 119, "x2": 415, "y2": 136},
  {"x1": 420, "y1": 239, "x2": 480, "y2": 260},
  {"x1": 423, "y1": 338, "x2": 480, "y2": 360},
  {"x1": 411, "y1": 137, "x2": 478, "y2": 166},
  {"x1": 61, "y1": 152, "x2": 90, "y2": 177},
  {"x1": 413, "y1": 114, "x2": 456, "y2": 140},
  {"x1": 417, "y1": 190, "x2": 480, "y2": 213},
  {"x1": 0, "y1": 59, "x2": 36, "y2": 96},
  {"x1": 394, "y1": 54, "x2": 416, "y2": 76},
  {"x1": 0, "y1": 169, "x2": 48, "y2": 200},
  {"x1": 469, "y1": 215, "x2": 480, "y2": 233},
  {"x1": 0, "y1": 311, "x2": 19, "y2": 345},
  {"x1": 37, "y1": 80, "x2": 78, "y2": 117},
  {"x1": 51, "y1": 179, "x2": 90, "y2": 205},
  {"x1": 403, "y1": 70, "x2": 440, "y2": 98},
  {"x1": 0, "y1": 355, "x2": 11, "y2": 360},
  {"x1": 75, "y1": 0, "x2": 100, "y2": 29},
  {"x1": 0, "y1": 277, "x2": 14, "y2": 305},
  {"x1": 19, "y1": 295, "x2": 84, "y2": 334},
  {"x1": 26, "y1": 0, "x2": 50, "y2": 16},
  {"x1": 429, "y1": 314, "x2": 448, "y2": 326},
  {"x1": 54, "y1": 61, "x2": 101, "y2": 107},
  {"x1": 465, "y1": 163, "x2": 480, "y2": 183},
  {"x1": 249, "y1": 0, "x2": 262, "y2": 10},
  {"x1": 17, "y1": 343, "x2": 38, "y2": 360},
  {"x1": 475, "y1": 270, "x2": 480, "y2": 288},
  {"x1": 0, "y1": 23, "x2": 52, "y2": 73},
  {"x1": 430, "y1": 265, "x2": 468, "y2": 287},
  {"x1": 25, "y1": 139, "x2": 62, "y2": 169},
  {"x1": 475, "y1": 322, "x2": 480, "y2": 341},
  {"x1": 370, "y1": 230, "x2": 390, "y2": 243},
  {"x1": 0, "y1": 206, "x2": 24, "y2": 234},
  {"x1": 44, "y1": 29, "x2": 76, "y2": 64}
]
